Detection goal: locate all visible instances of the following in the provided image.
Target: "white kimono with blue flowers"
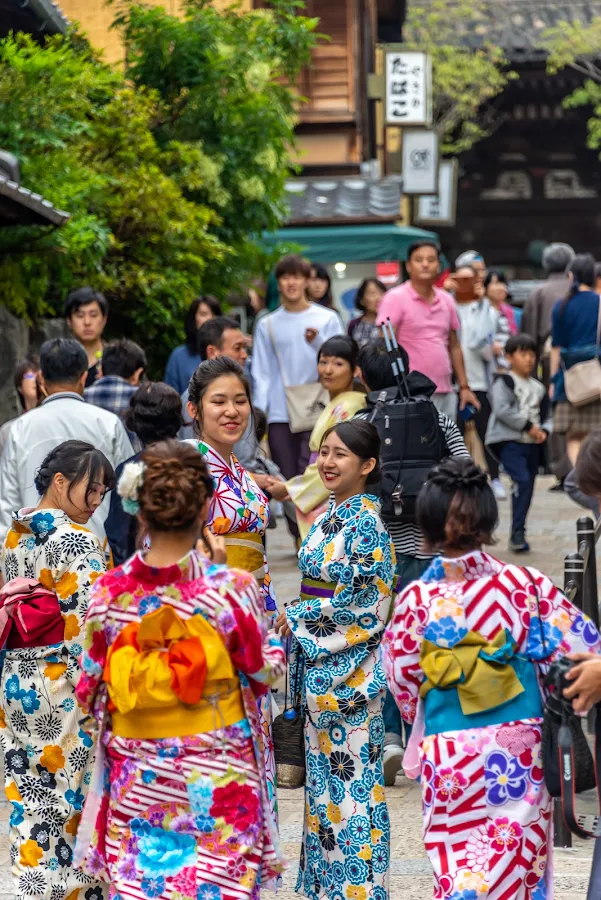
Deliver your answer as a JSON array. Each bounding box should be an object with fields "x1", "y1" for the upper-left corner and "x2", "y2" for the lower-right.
[
  {"x1": 286, "y1": 493, "x2": 394, "y2": 900},
  {"x1": 0, "y1": 507, "x2": 107, "y2": 900}
]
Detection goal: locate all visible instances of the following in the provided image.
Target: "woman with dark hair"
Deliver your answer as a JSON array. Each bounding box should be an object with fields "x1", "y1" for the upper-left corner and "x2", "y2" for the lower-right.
[
  {"x1": 163, "y1": 295, "x2": 222, "y2": 394},
  {"x1": 75, "y1": 440, "x2": 286, "y2": 899},
  {"x1": 184, "y1": 357, "x2": 279, "y2": 826},
  {"x1": 0, "y1": 440, "x2": 115, "y2": 899},
  {"x1": 308, "y1": 263, "x2": 334, "y2": 308},
  {"x1": 382, "y1": 456, "x2": 601, "y2": 900},
  {"x1": 105, "y1": 382, "x2": 184, "y2": 565},
  {"x1": 550, "y1": 252, "x2": 601, "y2": 464},
  {"x1": 282, "y1": 335, "x2": 365, "y2": 538},
  {"x1": 276, "y1": 419, "x2": 394, "y2": 900},
  {"x1": 484, "y1": 271, "x2": 517, "y2": 366},
  {"x1": 347, "y1": 278, "x2": 387, "y2": 347},
  {"x1": 0, "y1": 357, "x2": 40, "y2": 458}
]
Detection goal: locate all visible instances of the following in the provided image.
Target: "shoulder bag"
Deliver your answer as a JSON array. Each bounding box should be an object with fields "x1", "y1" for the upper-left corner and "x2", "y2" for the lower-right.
[
  {"x1": 267, "y1": 316, "x2": 328, "y2": 434},
  {"x1": 562, "y1": 299, "x2": 601, "y2": 407},
  {"x1": 272, "y1": 639, "x2": 305, "y2": 789}
]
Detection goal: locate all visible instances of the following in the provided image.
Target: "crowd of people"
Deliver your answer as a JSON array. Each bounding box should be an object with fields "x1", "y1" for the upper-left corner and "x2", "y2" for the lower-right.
[{"x1": 0, "y1": 242, "x2": 601, "y2": 900}]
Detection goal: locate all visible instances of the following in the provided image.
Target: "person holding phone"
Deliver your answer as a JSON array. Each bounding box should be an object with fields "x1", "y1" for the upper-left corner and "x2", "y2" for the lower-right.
[{"x1": 452, "y1": 264, "x2": 505, "y2": 498}]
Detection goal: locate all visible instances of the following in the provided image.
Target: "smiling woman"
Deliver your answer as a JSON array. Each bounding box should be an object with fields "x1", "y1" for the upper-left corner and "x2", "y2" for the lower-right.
[
  {"x1": 183, "y1": 356, "x2": 280, "y2": 832},
  {"x1": 0, "y1": 440, "x2": 114, "y2": 900}
]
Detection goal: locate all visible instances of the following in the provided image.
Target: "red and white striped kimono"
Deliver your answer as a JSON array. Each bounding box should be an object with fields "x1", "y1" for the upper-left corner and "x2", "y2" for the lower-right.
[{"x1": 382, "y1": 551, "x2": 601, "y2": 900}]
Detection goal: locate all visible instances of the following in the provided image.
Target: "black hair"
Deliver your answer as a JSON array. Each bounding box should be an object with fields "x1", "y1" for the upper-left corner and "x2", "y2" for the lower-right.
[
  {"x1": 275, "y1": 254, "x2": 311, "y2": 280},
  {"x1": 310, "y1": 263, "x2": 333, "y2": 308},
  {"x1": 40, "y1": 338, "x2": 88, "y2": 385},
  {"x1": 188, "y1": 356, "x2": 252, "y2": 437},
  {"x1": 254, "y1": 407, "x2": 267, "y2": 444},
  {"x1": 197, "y1": 316, "x2": 241, "y2": 360},
  {"x1": 595, "y1": 263, "x2": 601, "y2": 283},
  {"x1": 34, "y1": 440, "x2": 116, "y2": 502},
  {"x1": 561, "y1": 253, "x2": 596, "y2": 314},
  {"x1": 101, "y1": 339, "x2": 147, "y2": 380},
  {"x1": 14, "y1": 357, "x2": 40, "y2": 411},
  {"x1": 484, "y1": 270, "x2": 508, "y2": 291},
  {"x1": 184, "y1": 295, "x2": 222, "y2": 353},
  {"x1": 124, "y1": 382, "x2": 183, "y2": 447},
  {"x1": 358, "y1": 338, "x2": 409, "y2": 393},
  {"x1": 63, "y1": 287, "x2": 108, "y2": 319},
  {"x1": 406, "y1": 241, "x2": 440, "y2": 261},
  {"x1": 505, "y1": 333, "x2": 537, "y2": 356},
  {"x1": 417, "y1": 457, "x2": 498, "y2": 552},
  {"x1": 318, "y1": 335, "x2": 359, "y2": 371},
  {"x1": 355, "y1": 278, "x2": 387, "y2": 314},
  {"x1": 320, "y1": 420, "x2": 381, "y2": 487}
]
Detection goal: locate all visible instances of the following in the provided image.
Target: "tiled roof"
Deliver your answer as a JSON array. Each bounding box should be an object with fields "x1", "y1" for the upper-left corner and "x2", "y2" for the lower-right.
[
  {"x1": 440, "y1": 1, "x2": 601, "y2": 58},
  {"x1": 0, "y1": 175, "x2": 70, "y2": 228},
  {"x1": 23, "y1": 0, "x2": 69, "y2": 34}
]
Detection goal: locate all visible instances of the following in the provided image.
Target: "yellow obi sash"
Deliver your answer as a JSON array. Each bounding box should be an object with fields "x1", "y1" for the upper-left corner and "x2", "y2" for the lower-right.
[
  {"x1": 419, "y1": 628, "x2": 524, "y2": 715},
  {"x1": 104, "y1": 606, "x2": 245, "y2": 740},
  {"x1": 224, "y1": 532, "x2": 265, "y2": 585}
]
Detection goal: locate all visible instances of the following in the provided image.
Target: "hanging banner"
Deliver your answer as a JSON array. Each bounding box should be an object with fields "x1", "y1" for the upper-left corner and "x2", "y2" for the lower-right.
[
  {"x1": 402, "y1": 129, "x2": 439, "y2": 195},
  {"x1": 385, "y1": 50, "x2": 432, "y2": 126},
  {"x1": 415, "y1": 159, "x2": 459, "y2": 226}
]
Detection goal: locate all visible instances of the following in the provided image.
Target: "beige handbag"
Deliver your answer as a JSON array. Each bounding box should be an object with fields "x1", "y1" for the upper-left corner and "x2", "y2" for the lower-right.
[
  {"x1": 563, "y1": 300, "x2": 601, "y2": 407},
  {"x1": 267, "y1": 317, "x2": 328, "y2": 434}
]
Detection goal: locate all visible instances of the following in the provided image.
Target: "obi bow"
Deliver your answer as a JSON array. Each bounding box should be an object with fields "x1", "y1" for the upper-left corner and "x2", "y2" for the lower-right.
[
  {"x1": 0, "y1": 578, "x2": 63, "y2": 650},
  {"x1": 104, "y1": 606, "x2": 235, "y2": 714},
  {"x1": 419, "y1": 628, "x2": 524, "y2": 715}
]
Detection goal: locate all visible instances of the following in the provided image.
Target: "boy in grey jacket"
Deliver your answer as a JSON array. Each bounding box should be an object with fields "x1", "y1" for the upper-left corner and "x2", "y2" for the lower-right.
[{"x1": 485, "y1": 333, "x2": 552, "y2": 552}]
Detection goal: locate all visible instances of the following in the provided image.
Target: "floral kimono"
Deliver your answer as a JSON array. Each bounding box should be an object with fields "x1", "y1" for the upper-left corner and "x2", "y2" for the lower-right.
[
  {"x1": 286, "y1": 494, "x2": 395, "y2": 900},
  {"x1": 75, "y1": 549, "x2": 287, "y2": 900},
  {"x1": 0, "y1": 507, "x2": 107, "y2": 900},
  {"x1": 186, "y1": 439, "x2": 279, "y2": 823},
  {"x1": 382, "y1": 551, "x2": 601, "y2": 900},
  {"x1": 286, "y1": 392, "x2": 366, "y2": 540}
]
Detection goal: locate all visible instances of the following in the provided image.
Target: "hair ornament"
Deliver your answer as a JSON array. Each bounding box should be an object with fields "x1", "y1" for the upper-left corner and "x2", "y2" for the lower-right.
[{"x1": 117, "y1": 461, "x2": 145, "y2": 514}]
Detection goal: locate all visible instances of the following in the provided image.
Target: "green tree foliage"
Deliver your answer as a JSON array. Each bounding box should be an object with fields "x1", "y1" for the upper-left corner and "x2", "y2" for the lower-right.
[
  {"x1": 403, "y1": 0, "x2": 515, "y2": 154},
  {"x1": 0, "y1": 1, "x2": 318, "y2": 371},
  {"x1": 542, "y1": 19, "x2": 601, "y2": 153}
]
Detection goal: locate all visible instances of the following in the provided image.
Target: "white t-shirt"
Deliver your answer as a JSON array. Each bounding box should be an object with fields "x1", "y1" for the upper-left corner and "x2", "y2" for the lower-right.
[
  {"x1": 512, "y1": 373, "x2": 544, "y2": 443},
  {"x1": 455, "y1": 300, "x2": 497, "y2": 392},
  {"x1": 251, "y1": 304, "x2": 343, "y2": 424}
]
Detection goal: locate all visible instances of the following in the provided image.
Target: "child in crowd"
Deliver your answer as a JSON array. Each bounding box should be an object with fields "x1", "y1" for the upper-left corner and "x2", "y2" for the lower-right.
[{"x1": 486, "y1": 333, "x2": 552, "y2": 552}]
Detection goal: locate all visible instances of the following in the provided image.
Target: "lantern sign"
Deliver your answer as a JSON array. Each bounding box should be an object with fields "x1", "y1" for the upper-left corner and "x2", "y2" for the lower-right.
[
  {"x1": 385, "y1": 51, "x2": 431, "y2": 127},
  {"x1": 402, "y1": 129, "x2": 439, "y2": 195},
  {"x1": 415, "y1": 160, "x2": 459, "y2": 227}
]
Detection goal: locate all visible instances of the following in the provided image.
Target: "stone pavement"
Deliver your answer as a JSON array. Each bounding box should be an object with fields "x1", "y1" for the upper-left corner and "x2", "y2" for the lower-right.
[{"x1": 0, "y1": 475, "x2": 597, "y2": 897}]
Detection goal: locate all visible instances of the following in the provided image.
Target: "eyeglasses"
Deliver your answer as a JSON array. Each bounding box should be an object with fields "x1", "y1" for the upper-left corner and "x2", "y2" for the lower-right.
[{"x1": 22, "y1": 373, "x2": 37, "y2": 381}]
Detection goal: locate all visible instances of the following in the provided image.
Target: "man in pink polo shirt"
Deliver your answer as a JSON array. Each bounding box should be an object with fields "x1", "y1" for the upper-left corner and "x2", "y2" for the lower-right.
[{"x1": 377, "y1": 241, "x2": 479, "y2": 419}]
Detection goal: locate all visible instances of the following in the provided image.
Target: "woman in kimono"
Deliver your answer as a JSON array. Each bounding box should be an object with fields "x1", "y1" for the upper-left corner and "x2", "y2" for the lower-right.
[
  {"x1": 75, "y1": 440, "x2": 286, "y2": 900},
  {"x1": 284, "y1": 336, "x2": 366, "y2": 540},
  {"x1": 276, "y1": 420, "x2": 394, "y2": 900},
  {"x1": 0, "y1": 440, "x2": 114, "y2": 900},
  {"x1": 382, "y1": 457, "x2": 601, "y2": 900},
  {"x1": 184, "y1": 356, "x2": 279, "y2": 817}
]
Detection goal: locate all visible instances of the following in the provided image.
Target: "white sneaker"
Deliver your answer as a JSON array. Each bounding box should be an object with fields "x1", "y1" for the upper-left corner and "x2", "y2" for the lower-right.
[
  {"x1": 383, "y1": 744, "x2": 403, "y2": 786},
  {"x1": 492, "y1": 478, "x2": 507, "y2": 501}
]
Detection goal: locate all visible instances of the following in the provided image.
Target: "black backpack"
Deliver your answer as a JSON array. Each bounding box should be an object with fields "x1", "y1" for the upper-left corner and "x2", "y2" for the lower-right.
[{"x1": 366, "y1": 386, "x2": 449, "y2": 525}]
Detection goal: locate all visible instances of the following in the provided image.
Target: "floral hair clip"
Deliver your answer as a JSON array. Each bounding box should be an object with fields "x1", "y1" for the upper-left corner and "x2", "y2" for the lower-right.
[{"x1": 117, "y1": 461, "x2": 145, "y2": 515}]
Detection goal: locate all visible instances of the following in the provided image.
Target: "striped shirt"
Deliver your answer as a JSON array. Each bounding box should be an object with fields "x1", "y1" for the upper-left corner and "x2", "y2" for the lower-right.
[{"x1": 356, "y1": 408, "x2": 470, "y2": 559}]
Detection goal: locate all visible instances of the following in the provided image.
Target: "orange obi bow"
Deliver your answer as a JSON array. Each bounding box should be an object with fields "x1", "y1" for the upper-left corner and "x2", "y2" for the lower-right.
[{"x1": 103, "y1": 606, "x2": 235, "y2": 714}]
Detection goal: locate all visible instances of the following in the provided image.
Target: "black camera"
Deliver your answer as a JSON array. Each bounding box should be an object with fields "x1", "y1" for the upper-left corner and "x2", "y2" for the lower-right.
[{"x1": 544, "y1": 656, "x2": 578, "y2": 719}]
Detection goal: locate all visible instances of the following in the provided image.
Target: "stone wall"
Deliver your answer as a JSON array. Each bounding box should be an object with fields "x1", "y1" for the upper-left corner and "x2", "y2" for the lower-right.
[{"x1": 0, "y1": 310, "x2": 69, "y2": 427}]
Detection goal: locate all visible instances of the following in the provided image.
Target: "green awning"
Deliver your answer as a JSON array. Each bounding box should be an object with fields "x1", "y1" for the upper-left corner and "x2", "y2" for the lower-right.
[{"x1": 261, "y1": 223, "x2": 440, "y2": 263}]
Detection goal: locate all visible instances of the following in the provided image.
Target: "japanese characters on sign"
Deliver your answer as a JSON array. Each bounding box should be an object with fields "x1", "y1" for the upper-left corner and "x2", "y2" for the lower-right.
[
  {"x1": 385, "y1": 51, "x2": 431, "y2": 126},
  {"x1": 415, "y1": 160, "x2": 459, "y2": 227},
  {"x1": 402, "y1": 129, "x2": 439, "y2": 195}
]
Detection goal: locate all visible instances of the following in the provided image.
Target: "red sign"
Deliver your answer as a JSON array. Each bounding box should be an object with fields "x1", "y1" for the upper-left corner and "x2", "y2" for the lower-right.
[{"x1": 376, "y1": 261, "x2": 400, "y2": 285}]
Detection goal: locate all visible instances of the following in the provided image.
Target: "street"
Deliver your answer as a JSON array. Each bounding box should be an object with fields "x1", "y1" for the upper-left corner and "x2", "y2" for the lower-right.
[{"x1": 0, "y1": 474, "x2": 596, "y2": 899}]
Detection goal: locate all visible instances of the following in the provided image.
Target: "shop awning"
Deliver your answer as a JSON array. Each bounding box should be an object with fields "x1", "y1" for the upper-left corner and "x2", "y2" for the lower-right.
[{"x1": 261, "y1": 223, "x2": 440, "y2": 263}]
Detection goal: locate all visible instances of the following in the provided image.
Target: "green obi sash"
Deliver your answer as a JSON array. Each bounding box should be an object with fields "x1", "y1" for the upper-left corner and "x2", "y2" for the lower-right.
[{"x1": 420, "y1": 628, "x2": 543, "y2": 736}]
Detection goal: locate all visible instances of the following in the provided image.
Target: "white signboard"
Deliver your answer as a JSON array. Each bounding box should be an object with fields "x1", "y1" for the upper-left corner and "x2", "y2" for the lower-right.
[
  {"x1": 385, "y1": 51, "x2": 431, "y2": 126},
  {"x1": 402, "y1": 129, "x2": 439, "y2": 195},
  {"x1": 416, "y1": 159, "x2": 458, "y2": 226}
]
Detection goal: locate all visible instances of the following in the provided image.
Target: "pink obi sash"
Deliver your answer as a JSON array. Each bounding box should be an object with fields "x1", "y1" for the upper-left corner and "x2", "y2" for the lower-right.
[{"x1": 0, "y1": 578, "x2": 63, "y2": 649}]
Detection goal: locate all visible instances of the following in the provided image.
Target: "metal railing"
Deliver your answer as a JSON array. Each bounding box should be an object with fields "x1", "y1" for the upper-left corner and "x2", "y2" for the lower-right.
[{"x1": 555, "y1": 516, "x2": 601, "y2": 848}]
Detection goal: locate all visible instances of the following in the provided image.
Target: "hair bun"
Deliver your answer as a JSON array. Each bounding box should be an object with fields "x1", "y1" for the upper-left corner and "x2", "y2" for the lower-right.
[{"x1": 428, "y1": 458, "x2": 489, "y2": 492}]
